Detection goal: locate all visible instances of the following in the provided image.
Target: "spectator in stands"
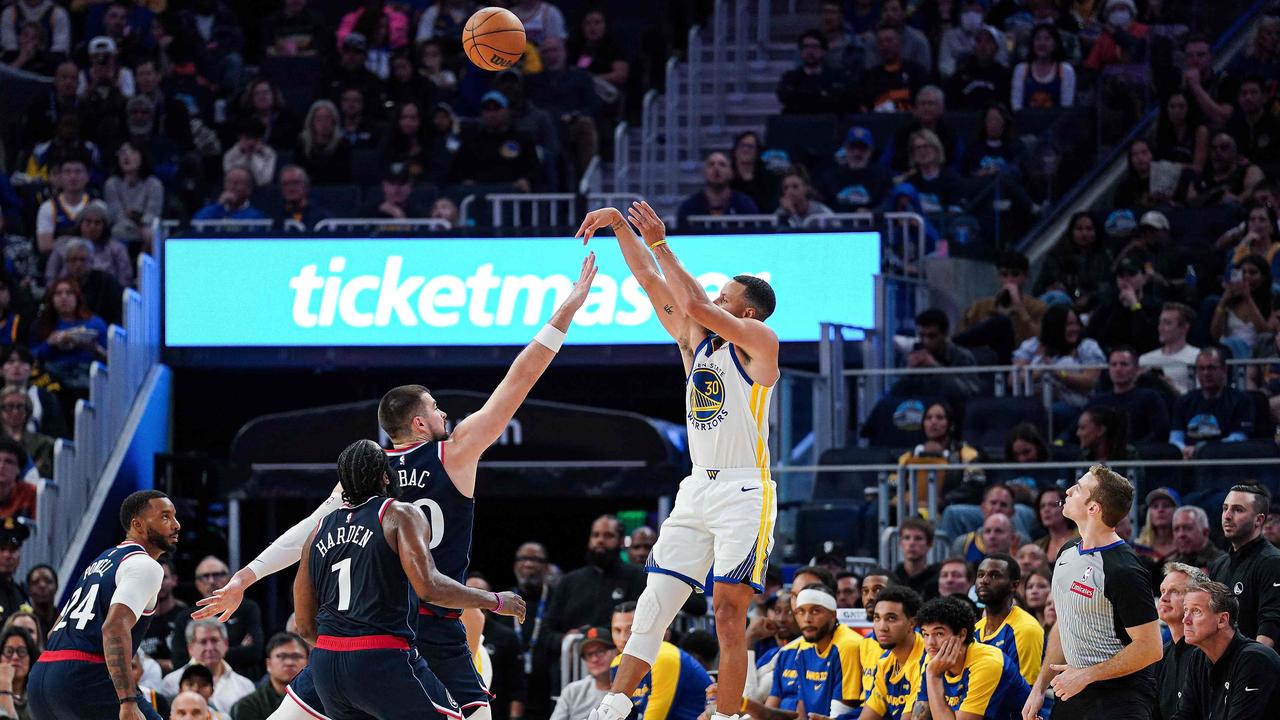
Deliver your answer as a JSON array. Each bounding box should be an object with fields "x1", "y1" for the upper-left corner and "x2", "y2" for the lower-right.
[
  {"x1": 293, "y1": 99, "x2": 352, "y2": 185},
  {"x1": 820, "y1": 126, "x2": 892, "y2": 212},
  {"x1": 932, "y1": 559, "x2": 971, "y2": 602},
  {"x1": 161, "y1": 617, "x2": 253, "y2": 707},
  {"x1": 237, "y1": 78, "x2": 301, "y2": 151},
  {"x1": 1090, "y1": 346, "x2": 1170, "y2": 442},
  {"x1": 0, "y1": 388, "x2": 50, "y2": 478},
  {"x1": 0, "y1": 517, "x2": 27, "y2": 621},
  {"x1": 1013, "y1": 303, "x2": 1106, "y2": 428},
  {"x1": 625, "y1": 527, "x2": 655, "y2": 566},
  {"x1": 80, "y1": 34, "x2": 134, "y2": 99},
  {"x1": 857, "y1": 568, "x2": 890, "y2": 609},
  {"x1": 0, "y1": 277, "x2": 26, "y2": 355},
  {"x1": 862, "y1": 23, "x2": 928, "y2": 112},
  {"x1": 0, "y1": 346, "x2": 64, "y2": 439},
  {"x1": 47, "y1": 201, "x2": 131, "y2": 289},
  {"x1": 1211, "y1": 255, "x2": 1271, "y2": 359},
  {"x1": 180, "y1": 0, "x2": 245, "y2": 92},
  {"x1": 1154, "y1": 562, "x2": 1204, "y2": 720},
  {"x1": 22, "y1": 564, "x2": 55, "y2": 637},
  {"x1": 510, "y1": 0, "x2": 567, "y2": 46},
  {"x1": 386, "y1": 48, "x2": 437, "y2": 108},
  {"x1": 947, "y1": 27, "x2": 1011, "y2": 113},
  {"x1": 20, "y1": 59, "x2": 79, "y2": 152},
  {"x1": 276, "y1": 165, "x2": 330, "y2": 230},
  {"x1": 550, "y1": 625, "x2": 615, "y2": 720},
  {"x1": 138, "y1": 557, "x2": 181, "y2": 674},
  {"x1": 0, "y1": 438, "x2": 34, "y2": 520},
  {"x1": 1209, "y1": 484, "x2": 1280, "y2": 647},
  {"x1": 418, "y1": 39, "x2": 458, "y2": 101},
  {"x1": 229, "y1": 632, "x2": 308, "y2": 720},
  {"x1": 1114, "y1": 138, "x2": 1184, "y2": 211},
  {"x1": 775, "y1": 166, "x2": 833, "y2": 228},
  {"x1": 431, "y1": 197, "x2": 461, "y2": 228},
  {"x1": 1171, "y1": 346, "x2": 1254, "y2": 458},
  {"x1": 896, "y1": 128, "x2": 964, "y2": 214},
  {"x1": 338, "y1": 0, "x2": 408, "y2": 51},
  {"x1": 380, "y1": 100, "x2": 434, "y2": 182},
  {"x1": 1136, "y1": 487, "x2": 1180, "y2": 563},
  {"x1": 1178, "y1": 580, "x2": 1280, "y2": 717},
  {"x1": 362, "y1": 163, "x2": 424, "y2": 219},
  {"x1": 1035, "y1": 212, "x2": 1110, "y2": 313},
  {"x1": 1084, "y1": 0, "x2": 1150, "y2": 72},
  {"x1": 728, "y1": 132, "x2": 777, "y2": 214},
  {"x1": 546, "y1": 516, "x2": 645, "y2": 632},
  {"x1": 859, "y1": 0, "x2": 931, "y2": 71},
  {"x1": 777, "y1": 30, "x2": 852, "y2": 115},
  {"x1": 1192, "y1": 133, "x2": 1264, "y2": 206},
  {"x1": 34, "y1": 153, "x2": 91, "y2": 257},
  {"x1": 337, "y1": 86, "x2": 381, "y2": 151},
  {"x1": 0, "y1": 0, "x2": 70, "y2": 58},
  {"x1": 885, "y1": 86, "x2": 959, "y2": 172},
  {"x1": 1021, "y1": 566, "x2": 1051, "y2": 620},
  {"x1": 2, "y1": 19, "x2": 56, "y2": 74},
  {"x1": 170, "y1": 662, "x2": 233, "y2": 719},
  {"x1": 171, "y1": 556, "x2": 263, "y2": 676},
  {"x1": 415, "y1": 0, "x2": 476, "y2": 44},
  {"x1": 951, "y1": 486, "x2": 1021, "y2": 564},
  {"x1": 1032, "y1": 487, "x2": 1077, "y2": 560},
  {"x1": 894, "y1": 400, "x2": 981, "y2": 510},
  {"x1": 962, "y1": 103, "x2": 1024, "y2": 179},
  {"x1": 1085, "y1": 260, "x2": 1161, "y2": 353},
  {"x1": 1154, "y1": 91, "x2": 1209, "y2": 176},
  {"x1": 48, "y1": 235, "x2": 122, "y2": 325},
  {"x1": 1228, "y1": 14, "x2": 1280, "y2": 81},
  {"x1": 132, "y1": 57, "x2": 194, "y2": 154},
  {"x1": 30, "y1": 277, "x2": 106, "y2": 389},
  {"x1": 506, "y1": 541, "x2": 557, "y2": 720},
  {"x1": 171, "y1": 690, "x2": 211, "y2": 720},
  {"x1": 893, "y1": 517, "x2": 939, "y2": 600},
  {"x1": 449, "y1": 91, "x2": 542, "y2": 192},
  {"x1": 1140, "y1": 302, "x2": 1200, "y2": 395},
  {"x1": 1218, "y1": 203, "x2": 1280, "y2": 275},
  {"x1": 816, "y1": 1, "x2": 852, "y2": 62},
  {"x1": 493, "y1": 68, "x2": 561, "y2": 172},
  {"x1": 1178, "y1": 33, "x2": 1234, "y2": 128},
  {"x1": 321, "y1": 32, "x2": 385, "y2": 113},
  {"x1": 1000, "y1": 422, "x2": 1051, "y2": 491},
  {"x1": 1168, "y1": 506, "x2": 1225, "y2": 574},
  {"x1": 262, "y1": 0, "x2": 323, "y2": 57},
  {"x1": 958, "y1": 251, "x2": 1046, "y2": 363},
  {"x1": 1015, "y1": 540, "x2": 1048, "y2": 576},
  {"x1": 834, "y1": 572, "x2": 859, "y2": 609},
  {"x1": 939, "y1": 4, "x2": 1007, "y2": 79},
  {"x1": 1227, "y1": 76, "x2": 1280, "y2": 167},
  {"x1": 893, "y1": 307, "x2": 980, "y2": 400},
  {"x1": 1113, "y1": 211, "x2": 1188, "y2": 302},
  {"x1": 1010, "y1": 24, "x2": 1075, "y2": 111},
  {"x1": 0, "y1": 625, "x2": 35, "y2": 718},
  {"x1": 103, "y1": 140, "x2": 162, "y2": 253},
  {"x1": 222, "y1": 119, "x2": 277, "y2": 188},
  {"x1": 676, "y1": 151, "x2": 760, "y2": 228},
  {"x1": 1077, "y1": 405, "x2": 1135, "y2": 462},
  {"x1": 194, "y1": 167, "x2": 264, "y2": 221},
  {"x1": 528, "y1": 36, "x2": 600, "y2": 180}
]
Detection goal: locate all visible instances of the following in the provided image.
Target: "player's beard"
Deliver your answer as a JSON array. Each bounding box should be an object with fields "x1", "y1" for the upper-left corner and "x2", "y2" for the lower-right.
[
  {"x1": 585, "y1": 548, "x2": 619, "y2": 570},
  {"x1": 148, "y1": 527, "x2": 177, "y2": 554}
]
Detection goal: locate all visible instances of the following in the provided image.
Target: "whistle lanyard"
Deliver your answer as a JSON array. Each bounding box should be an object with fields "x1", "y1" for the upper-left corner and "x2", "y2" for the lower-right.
[{"x1": 519, "y1": 584, "x2": 548, "y2": 675}]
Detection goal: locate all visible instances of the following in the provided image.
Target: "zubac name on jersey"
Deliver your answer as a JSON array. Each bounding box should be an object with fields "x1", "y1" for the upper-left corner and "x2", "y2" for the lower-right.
[{"x1": 47, "y1": 543, "x2": 154, "y2": 655}]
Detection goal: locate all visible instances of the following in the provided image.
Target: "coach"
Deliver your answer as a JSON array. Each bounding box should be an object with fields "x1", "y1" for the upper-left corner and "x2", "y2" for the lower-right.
[
  {"x1": 1022, "y1": 465, "x2": 1162, "y2": 720},
  {"x1": 1172, "y1": 581, "x2": 1280, "y2": 718},
  {"x1": 1209, "y1": 483, "x2": 1280, "y2": 647}
]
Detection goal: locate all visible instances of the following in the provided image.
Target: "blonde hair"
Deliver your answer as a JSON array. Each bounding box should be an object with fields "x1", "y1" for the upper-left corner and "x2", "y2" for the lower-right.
[
  {"x1": 299, "y1": 100, "x2": 342, "y2": 156},
  {"x1": 909, "y1": 129, "x2": 946, "y2": 167}
]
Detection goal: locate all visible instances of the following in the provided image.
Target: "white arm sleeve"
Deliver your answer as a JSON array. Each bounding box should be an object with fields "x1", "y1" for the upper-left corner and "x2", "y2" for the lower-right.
[
  {"x1": 111, "y1": 554, "x2": 163, "y2": 621},
  {"x1": 36, "y1": 202, "x2": 55, "y2": 236},
  {"x1": 246, "y1": 487, "x2": 344, "y2": 578},
  {"x1": 1060, "y1": 63, "x2": 1077, "y2": 108}
]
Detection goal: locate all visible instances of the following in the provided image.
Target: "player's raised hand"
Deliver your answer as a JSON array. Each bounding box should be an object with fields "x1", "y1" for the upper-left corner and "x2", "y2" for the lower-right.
[
  {"x1": 493, "y1": 591, "x2": 527, "y2": 622},
  {"x1": 575, "y1": 207, "x2": 624, "y2": 244},
  {"x1": 626, "y1": 201, "x2": 666, "y2": 248},
  {"x1": 557, "y1": 251, "x2": 598, "y2": 314},
  {"x1": 192, "y1": 575, "x2": 248, "y2": 622}
]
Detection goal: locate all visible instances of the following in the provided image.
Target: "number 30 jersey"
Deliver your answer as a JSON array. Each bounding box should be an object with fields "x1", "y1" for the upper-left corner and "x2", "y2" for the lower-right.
[
  {"x1": 686, "y1": 336, "x2": 772, "y2": 471},
  {"x1": 384, "y1": 441, "x2": 474, "y2": 616},
  {"x1": 310, "y1": 497, "x2": 416, "y2": 640},
  {"x1": 46, "y1": 542, "x2": 160, "y2": 656}
]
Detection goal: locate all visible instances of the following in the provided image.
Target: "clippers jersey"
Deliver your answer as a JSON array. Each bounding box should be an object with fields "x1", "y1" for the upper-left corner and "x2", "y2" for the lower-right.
[
  {"x1": 46, "y1": 542, "x2": 158, "y2": 656},
  {"x1": 686, "y1": 335, "x2": 771, "y2": 470},
  {"x1": 310, "y1": 497, "x2": 416, "y2": 640},
  {"x1": 385, "y1": 441, "x2": 475, "y2": 616}
]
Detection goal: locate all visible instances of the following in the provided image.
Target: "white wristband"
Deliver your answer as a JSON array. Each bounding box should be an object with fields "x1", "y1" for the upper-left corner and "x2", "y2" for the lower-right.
[{"x1": 534, "y1": 324, "x2": 566, "y2": 352}]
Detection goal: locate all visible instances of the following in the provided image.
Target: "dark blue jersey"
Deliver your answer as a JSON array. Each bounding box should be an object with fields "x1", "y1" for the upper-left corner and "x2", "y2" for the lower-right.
[
  {"x1": 385, "y1": 441, "x2": 474, "y2": 616},
  {"x1": 46, "y1": 542, "x2": 156, "y2": 656},
  {"x1": 310, "y1": 497, "x2": 417, "y2": 640}
]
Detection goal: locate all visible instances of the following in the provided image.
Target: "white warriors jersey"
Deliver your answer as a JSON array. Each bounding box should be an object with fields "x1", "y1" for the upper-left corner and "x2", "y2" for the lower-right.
[{"x1": 685, "y1": 335, "x2": 772, "y2": 470}]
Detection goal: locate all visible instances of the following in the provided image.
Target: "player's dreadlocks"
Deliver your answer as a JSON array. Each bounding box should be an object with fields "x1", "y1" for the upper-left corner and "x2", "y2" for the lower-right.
[{"x1": 337, "y1": 439, "x2": 390, "y2": 505}]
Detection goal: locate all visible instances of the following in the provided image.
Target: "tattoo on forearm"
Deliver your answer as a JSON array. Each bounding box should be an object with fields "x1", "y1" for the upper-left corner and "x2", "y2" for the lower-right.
[
  {"x1": 610, "y1": 221, "x2": 625, "y2": 231},
  {"x1": 105, "y1": 632, "x2": 133, "y2": 697},
  {"x1": 664, "y1": 304, "x2": 674, "y2": 315},
  {"x1": 911, "y1": 701, "x2": 931, "y2": 720}
]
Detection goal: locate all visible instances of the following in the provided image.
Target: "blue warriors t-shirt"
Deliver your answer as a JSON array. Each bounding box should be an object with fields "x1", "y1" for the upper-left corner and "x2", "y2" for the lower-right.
[
  {"x1": 612, "y1": 642, "x2": 711, "y2": 720},
  {"x1": 917, "y1": 642, "x2": 1030, "y2": 720},
  {"x1": 769, "y1": 625, "x2": 865, "y2": 715}
]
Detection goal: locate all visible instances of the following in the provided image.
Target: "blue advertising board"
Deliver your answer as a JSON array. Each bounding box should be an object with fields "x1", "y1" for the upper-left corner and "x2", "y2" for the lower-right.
[{"x1": 164, "y1": 233, "x2": 880, "y2": 347}]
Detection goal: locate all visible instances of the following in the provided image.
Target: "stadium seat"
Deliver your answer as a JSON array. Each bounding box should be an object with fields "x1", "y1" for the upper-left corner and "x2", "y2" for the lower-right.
[
  {"x1": 1193, "y1": 440, "x2": 1280, "y2": 493},
  {"x1": 251, "y1": 185, "x2": 283, "y2": 219},
  {"x1": 795, "y1": 505, "x2": 867, "y2": 562},
  {"x1": 961, "y1": 397, "x2": 1047, "y2": 455},
  {"x1": 259, "y1": 56, "x2": 321, "y2": 118},
  {"x1": 765, "y1": 114, "x2": 839, "y2": 168},
  {"x1": 351, "y1": 149, "x2": 385, "y2": 186},
  {"x1": 309, "y1": 184, "x2": 363, "y2": 218},
  {"x1": 860, "y1": 395, "x2": 943, "y2": 452},
  {"x1": 1247, "y1": 390, "x2": 1275, "y2": 440},
  {"x1": 815, "y1": 446, "x2": 895, "y2": 500}
]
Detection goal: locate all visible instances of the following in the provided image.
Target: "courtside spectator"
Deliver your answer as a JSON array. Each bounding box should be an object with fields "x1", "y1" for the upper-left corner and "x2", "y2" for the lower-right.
[
  {"x1": 194, "y1": 167, "x2": 264, "y2": 221},
  {"x1": 222, "y1": 119, "x2": 277, "y2": 187},
  {"x1": 1153, "y1": 562, "x2": 1206, "y2": 720},
  {"x1": 777, "y1": 30, "x2": 853, "y2": 115},
  {"x1": 937, "y1": 557, "x2": 973, "y2": 599},
  {"x1": 1139, "y1": 303, "x2": 1199, "y2": 395},
  {"x1": 546, "y1": 516, "x2": 645, "y2": 632},
  {"x1": 1136, "y1": 487, "x2": 1180, "y2": 563},
  {"x1": 728, "y1": 132, "x2": 777, "y2": 213},
  {"x1": 1016, "y1": 543, "x2": 1048, "y2": 577},
  {"x1": 1168, "y1": 506, "x2": 1225, "y2": 574},
  {"x1": 229, "y1": 633, "x2": 309, "y2": 720},
  {"x1": 550, "y1": 626, "x2": 615, "y2": 720},
  {"x1": 775, "y1": 167, "x2": 833, "y2": 228},
  {"x1": 276, "y1": 165, "x2": 330, "y2": 230},
  {"x1": 1210, "y1": 484, "x2": 1280, "y2": 647},
  {"x1": 1175, "y1": 581, "x2": 1280, "y2": 718},
  {"x1": 676, "y1": 152, "x2": 760, "y2": 228},
  {"x1": 172, "y1": 556, "x2": 264, "y2": 675},
  {"x1": 362, "y1": 163, "x2": 425, "y2": 219},
  {"x1": 1022, "y1": 569, "x2": 1052, "y2": 627},
  {"x1": 1170, "y1": 347, "x2": 1254, "y2": 458},
  {"x1": 1089, "y1": 346, "x2": 1170, "y2": 442},
  {"x1": 892, "y1": 518, "x2": 938, "y2": 600},
  {"x1": 162, "y1": 619, "x2": 255, "y2": 709}
]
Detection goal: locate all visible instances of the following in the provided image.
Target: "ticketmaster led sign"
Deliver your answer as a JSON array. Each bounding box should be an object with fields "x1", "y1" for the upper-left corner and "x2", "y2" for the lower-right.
[{"x1": 163, "y1": 234, "x2": 880, "y2": 347}]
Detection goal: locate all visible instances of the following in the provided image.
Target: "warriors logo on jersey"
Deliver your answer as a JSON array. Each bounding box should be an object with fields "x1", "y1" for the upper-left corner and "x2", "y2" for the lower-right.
[{"x1": 688, "y1": 367, "x2": 728, "y2": 428}]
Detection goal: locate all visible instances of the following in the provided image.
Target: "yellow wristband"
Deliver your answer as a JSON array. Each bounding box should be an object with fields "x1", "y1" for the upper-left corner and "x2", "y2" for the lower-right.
[
  {"x1": 741, "y1": 697, "x2": 749, "y2": 713},
  {"x1": 649, "y1": 239, "x2": 667, "y2": 250}
]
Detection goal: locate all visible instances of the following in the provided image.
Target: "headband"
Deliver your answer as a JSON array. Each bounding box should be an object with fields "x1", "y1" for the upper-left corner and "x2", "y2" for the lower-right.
[{"x1": 795, "y1": 588, "x2": 837, "y2": 611}]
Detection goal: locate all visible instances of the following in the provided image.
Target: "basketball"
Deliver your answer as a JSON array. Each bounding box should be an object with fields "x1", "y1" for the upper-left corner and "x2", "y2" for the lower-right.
[{"x1": 462, "y1": 7, "x2": 526, "y2": 71}]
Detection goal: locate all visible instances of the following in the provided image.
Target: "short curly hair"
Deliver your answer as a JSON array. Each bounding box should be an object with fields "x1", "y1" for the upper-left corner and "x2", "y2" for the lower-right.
[{"x1": 915, "y1": 596, "x2": 977, "y2": 644}]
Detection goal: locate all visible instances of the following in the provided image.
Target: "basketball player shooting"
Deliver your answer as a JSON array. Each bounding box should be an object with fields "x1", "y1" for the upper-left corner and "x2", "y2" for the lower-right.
[{"x1": 577, "y1": 201, "x2": 779, "y2": 720}]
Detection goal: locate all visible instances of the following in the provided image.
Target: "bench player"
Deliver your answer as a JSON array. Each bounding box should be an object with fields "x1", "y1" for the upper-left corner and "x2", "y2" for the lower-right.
[
  {"x1": 195, "y1": 253, "x2": 598, "y2": 719},
  {"x1": 577, "y1": 201, "x2": 779, "y2": 720},
  {"x1": 294, "y1": 439, "x2": 526, "y2": 719},
  {"x1": 28, "y1": 490, "x2": 181, "y2": 720}
]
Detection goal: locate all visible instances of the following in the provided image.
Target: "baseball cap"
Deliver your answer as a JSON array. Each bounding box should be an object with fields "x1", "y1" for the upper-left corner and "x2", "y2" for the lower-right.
[
  {"x1": 0, "y1": 518, "x2": 30, "y2": 549},
  {"x1": 88, "y1": 36, "x2": 117, "y2": 55},
  {"x1": 845, "y1": 126, "x2": 874, "y2": 148},
  {"x1": 481, "y1": 90, "x2": 509, "y2": 109},
  {"x1": 343, "y1": 32, "x2": 368, "y2": 52},
  {"x1": 1139, "y1": 210, "x2": 1170, "y2": 232},
  {"x1": 578, "y1": 626, "x2": 612, "y2": 656},
  {"x1": 1146, "y1": 486, "x2": 1182, "y2": 507},
  {"x1": 383, "y1": 162, "x2": 412, "y2": 184},
  {"x1": 1114, "y1": 257, "x2": 1142, "y2": 277}
]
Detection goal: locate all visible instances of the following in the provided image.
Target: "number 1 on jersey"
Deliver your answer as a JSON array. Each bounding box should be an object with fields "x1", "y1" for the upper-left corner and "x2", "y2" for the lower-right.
[{"x1": 332, "y1": 558, "x2": 352, "y2": 611}]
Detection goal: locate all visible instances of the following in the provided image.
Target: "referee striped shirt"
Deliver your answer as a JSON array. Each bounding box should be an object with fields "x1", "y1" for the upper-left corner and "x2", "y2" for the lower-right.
[{"x1": 1052, "y1": 538, "x2": 1157, "y2": 667}]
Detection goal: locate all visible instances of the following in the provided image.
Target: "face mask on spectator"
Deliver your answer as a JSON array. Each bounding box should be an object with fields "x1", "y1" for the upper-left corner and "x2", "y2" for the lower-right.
[
  {"x1": 1109, "y1": 10, "x2": 1132, "y2": 29},
  {"x1": 961, "y1": 11, "x2": 983, "y2": 32}
]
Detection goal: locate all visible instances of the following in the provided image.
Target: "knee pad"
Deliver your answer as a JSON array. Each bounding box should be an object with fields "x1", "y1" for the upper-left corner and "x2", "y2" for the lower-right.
[
  {"x1": 623, "y1": 574, "x2": 691, "y2": 665},
  {"x1": 465, "y1": 704, "x2": 493, "y2": 720}
]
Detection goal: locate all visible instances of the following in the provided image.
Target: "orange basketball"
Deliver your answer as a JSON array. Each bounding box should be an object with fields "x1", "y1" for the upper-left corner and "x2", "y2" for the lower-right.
[{"x1": 462, "y1": 7, "x2": 526, "y2": 71}]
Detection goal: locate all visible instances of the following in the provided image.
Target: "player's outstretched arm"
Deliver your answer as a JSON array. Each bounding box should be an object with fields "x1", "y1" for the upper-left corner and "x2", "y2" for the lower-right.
[
  {"x1": 193, "y1": 482, "x2": 344, "y2": 621},
  {"x1": 446, "y1": 253, "x2": 597, "y2": 485},
  {"x1": 628, "y1": 201, "x2": 779, "y2": 382},
  {"x1": 577, "y1": 207, "x2": 701, "y2": 358},
  {"x1": 384, "y1": 502, "x2": 527, "y2": 621},
  {"x1": 292, "y1": 524, "x2": 322, "y2": 646}
]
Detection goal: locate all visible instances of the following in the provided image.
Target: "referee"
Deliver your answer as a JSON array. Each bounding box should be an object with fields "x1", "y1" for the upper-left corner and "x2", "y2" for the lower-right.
[{"x1": 1022, "y1": 465, "x2": 1163, "y2": 719}]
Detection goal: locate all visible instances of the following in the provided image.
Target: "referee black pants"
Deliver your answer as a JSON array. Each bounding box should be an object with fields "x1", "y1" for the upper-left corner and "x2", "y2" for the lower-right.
[{"x1": 1051, "y1": 672, "x2": 1156, "y2": 720}]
